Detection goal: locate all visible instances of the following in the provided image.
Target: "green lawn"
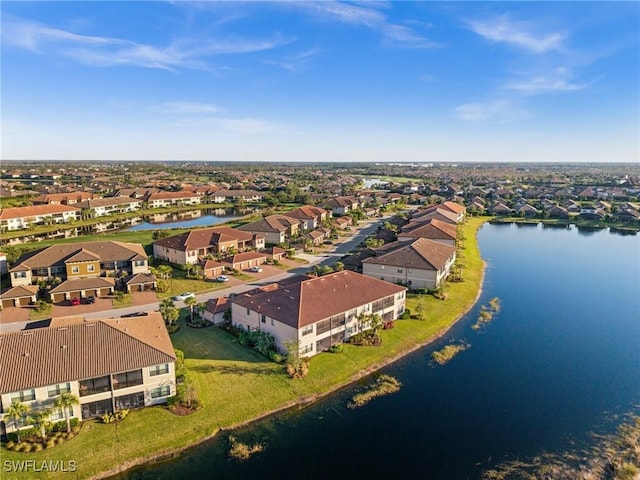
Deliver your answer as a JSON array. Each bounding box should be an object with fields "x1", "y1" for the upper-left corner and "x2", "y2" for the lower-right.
[{"x1": 1, "y1": 218, "x2": 487, "y2": 480}]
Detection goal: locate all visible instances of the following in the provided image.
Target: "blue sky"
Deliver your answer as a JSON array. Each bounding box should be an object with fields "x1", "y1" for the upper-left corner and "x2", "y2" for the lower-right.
[{"x1": 2, "y1": 1, "x2": 638, "y2": 163}]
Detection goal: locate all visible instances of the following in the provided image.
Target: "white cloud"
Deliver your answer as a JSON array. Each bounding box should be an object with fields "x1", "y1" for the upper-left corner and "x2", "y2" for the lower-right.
[
  {"x1": 153, "y1": 102, "x2": 224, "y2": 115},
  {"x1": 418, "y1": 73, "x2": 436, "y2": 82},
  {"x1": 290, "y1": 1, "x2": 442, "y2": 49},
  {"x1": 455, "y1": 100, "x2": 528, "y2": 122},
  {"x1": 465, "y1": 14, "x2": 567, "y2": 53},
  {"x1": 1, "y1": 14, "x2": 291, "y2": 71},
  {"x1": 505, "y1": 67, "x2": 589, "y2": 94}
]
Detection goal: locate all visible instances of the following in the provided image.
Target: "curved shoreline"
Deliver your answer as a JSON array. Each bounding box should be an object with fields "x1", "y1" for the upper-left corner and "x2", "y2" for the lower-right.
[{"x1": 95, "y1": 260, "x2": 487, "y2": 480}]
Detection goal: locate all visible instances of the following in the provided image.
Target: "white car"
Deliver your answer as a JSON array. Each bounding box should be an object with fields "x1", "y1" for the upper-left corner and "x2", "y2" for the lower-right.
[
  {"x1": 173, "y1": 292, "x2": 195, "y2": 301},
  {"x1": 215, "y1": 275, "x2": 229, "y2": 282},
  {"x1": 249, "y1": 266, "x2": 263, "y2": 273}
]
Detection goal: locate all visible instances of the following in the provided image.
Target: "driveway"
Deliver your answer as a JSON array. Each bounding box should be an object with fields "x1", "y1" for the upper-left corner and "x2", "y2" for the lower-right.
[
  {"x1": 131, "y1": 291, "x2": 158, "y2": 306},
  {"x1": 0, "y1": 306, "x2": 31, "y2": 326},
  {"x1": 51, "y1": 297, "x2": 113, "y2": 317}
]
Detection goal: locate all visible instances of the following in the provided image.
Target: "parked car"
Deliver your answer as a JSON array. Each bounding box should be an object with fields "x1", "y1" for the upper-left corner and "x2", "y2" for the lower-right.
[
  {"x1": 71, "y1": 297, "x2": 81, "y2": 306},
  {"x1": 248, "y1": 266, "x2": 263, "y2": 273},
  {"x1": 173, "y1": 292, "x2": 196, "y2": 301},
  {"x1": 215, "y1": 275, "x2": 229, "y2": 282},
  {"x1": 85, "y1": 295, "x2": 96, "y2": 304}
]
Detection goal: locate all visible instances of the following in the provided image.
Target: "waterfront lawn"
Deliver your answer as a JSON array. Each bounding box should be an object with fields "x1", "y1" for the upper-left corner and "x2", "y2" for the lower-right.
[{"x1": 0, "y1": 218, "x2": 486, "y2": 480}]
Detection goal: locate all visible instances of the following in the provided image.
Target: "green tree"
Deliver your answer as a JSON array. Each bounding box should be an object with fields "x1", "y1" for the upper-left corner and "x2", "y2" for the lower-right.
[
  {"x1": 160, "y1": 298, "x2": 179, "y2": 325},
  {"x1": 184, "y1": 296, "x2": 198, "y2": 322},
  {"x1": 53, "y1": 392, "x2": 79, "y2": 433},
  {"x1": 5, "y1": 400, "x2": 31, "y2": 442},
  {"x1": 29, "y1": 408, "x2": 52, "y2": 441}
]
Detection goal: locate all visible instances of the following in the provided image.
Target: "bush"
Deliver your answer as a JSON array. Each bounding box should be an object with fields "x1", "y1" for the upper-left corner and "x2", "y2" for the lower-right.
[
  {"x1": 268, "y1": 350, "x2": 283, "y2": 363},
  {"x1": 34, "y1": 443, "x2": 44, "y2": 452},
  {"x1": 328, "y1": 344, "x2": 344, "y2": 353},
  {"x1": 399, "y1": 309, "x2": 411, "y2": 320}
]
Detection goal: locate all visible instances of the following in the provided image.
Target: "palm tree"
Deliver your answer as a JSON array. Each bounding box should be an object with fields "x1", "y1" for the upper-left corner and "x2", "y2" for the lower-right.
[
  {"x1": 184, "y1": 296, "x2": 198, "y2": 322},
  {"x1": 29, "y1": 408, "x2": 52, "y2": 441},
  {"x1": 5, "y1": 400, "x2": 31, "y2": 442},
  {"x1": 53, "y1": 392, "x2": 80, "y2": 433},
  {"x1": 160, "y1": 298, "x2": 179, "y2": 325}
]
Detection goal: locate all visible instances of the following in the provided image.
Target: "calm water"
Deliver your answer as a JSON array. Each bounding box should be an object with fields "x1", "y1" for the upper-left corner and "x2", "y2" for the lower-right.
[
  {"x1": 126, "y1": 209, "x2": 240, "y2": 231},
  {"x1": 118, "y1": 223, "x2": 640, "y2": 479}
]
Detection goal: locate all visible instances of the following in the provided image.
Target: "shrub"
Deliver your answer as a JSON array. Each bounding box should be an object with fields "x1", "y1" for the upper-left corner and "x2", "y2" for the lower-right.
[
  {"x1": 228, "y1": 435, "x2": 265, "y2": 461},
  {"x1": 34, "y1": 443, "x2": 44, "y2": 452},
  {"x1": 268, "y1": 350, "x2": 283, "y2": 363},
  {"x1": 399, "y1": 309, "x2": 411, "y2": 320},
  {"x1": 21, "y1": 444, "x2": 33, "y2": 453},
  {"x1": 286, "y1": 357, "x2": 310, "y2": 379},
  {"x1": 56, "y1": 437, "x2": 65, "y2": 445},
  {"x1": 328, "y1": 344, "x2": 344, "y2": 353},
  {"x1": 5, "y1": 441, "x2": 15, "y2": 450}
]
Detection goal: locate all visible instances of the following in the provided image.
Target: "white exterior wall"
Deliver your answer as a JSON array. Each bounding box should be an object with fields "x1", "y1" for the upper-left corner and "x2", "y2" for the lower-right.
[
  {"x1": 0, "y1": 363, "x2": 175, "y2": 433},
  {"x1": 153, "y1": 244, "x2": 189, "y2": 265},
  {"x1": 231, "y1": 292, "x2": 406, "y2": 358},
  {"x1": 131, "y1": 260, "x2": 150, "y2": 275},
  {"x1": 396, "y1": 235, "x2": 456, "y2": 247},
  {"x1": 10, "y1": 270, "x2": 32, "y2": 287},
  {"x1": 362, "y1": 254, "x2": 456, "y2": 291},
  {"x1": 231, "y1": 303, "x2": 299, "y2": 353}
]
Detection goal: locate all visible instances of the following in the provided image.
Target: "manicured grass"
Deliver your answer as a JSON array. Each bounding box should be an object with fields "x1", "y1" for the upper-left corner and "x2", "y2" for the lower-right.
[
  {"x1": 112, "y1": 294, "x2": 133, "y2": 309},
  {"x1": 28, "y1": 305, "x2": 52, "y2": 321},
  {"x1": 1, "y1": 218, "x2": 487, "y2": 480}
]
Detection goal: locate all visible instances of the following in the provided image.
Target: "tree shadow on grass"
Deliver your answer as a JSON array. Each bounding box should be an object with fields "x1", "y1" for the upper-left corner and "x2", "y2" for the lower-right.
[{"x1": 189, "y1": 362, "x2": 284, "y2": 377}]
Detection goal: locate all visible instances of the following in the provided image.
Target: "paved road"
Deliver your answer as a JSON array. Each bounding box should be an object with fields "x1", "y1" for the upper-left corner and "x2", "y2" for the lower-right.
[{"x1": 0, "y1": 215, "x2": 391, "y2": 332}]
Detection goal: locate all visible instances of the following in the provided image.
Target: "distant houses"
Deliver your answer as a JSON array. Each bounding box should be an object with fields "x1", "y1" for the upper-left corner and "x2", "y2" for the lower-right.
[{"x1": 0, "y1": 205, "x2": 80, "y2": 231}]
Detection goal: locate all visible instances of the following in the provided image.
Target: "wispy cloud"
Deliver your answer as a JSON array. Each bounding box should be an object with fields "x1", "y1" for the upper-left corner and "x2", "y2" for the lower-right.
[
  {"x1": 264, "y1": 46, "x2": 323, "y2": 72},
  {"x1": 455, "y1": 99, "x2": 528, "y2": 122},
  {"x1": 465, "y1": 14, "x2": 567, "y2": 53},
  {"x1": 505, "y1": 67, "x2": 590, "y2": 94},
  {"x1": 152, "y1": 102, "x2": 224, "y2": 115},
  {"x1": 418, "y1": 73, "x2": 437, "y2": 83},
  {"x1": 289, "y1": 1, "x2": 442, "y2": 49},
  {"x1": 1, "y1": 14, "x2": 291, "y2": 71}
]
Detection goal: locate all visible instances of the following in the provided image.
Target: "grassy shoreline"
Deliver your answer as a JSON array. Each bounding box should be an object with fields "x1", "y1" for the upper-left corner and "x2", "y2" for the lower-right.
[{"x1": 1, "y1": 217, "x2": 488, "y2": 480}]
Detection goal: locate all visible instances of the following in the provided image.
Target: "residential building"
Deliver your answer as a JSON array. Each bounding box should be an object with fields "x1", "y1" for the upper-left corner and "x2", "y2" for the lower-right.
[
  {"x1": 153, "y1": 227, "x2": 264, "y2": 265},
  {"x1": 75, "y1": 197, "x2": 143, "y2": 217},
  {"x1": 285, "y1": 205, "x2": 330, "y2": 230},
  {"x1": 325, "y1": 196, "x2": 359, "y2": 216},
  {"x1": 237, "y1": 215, "x2": 302, "y2": 245},
  {"x1": 361, "y1": 238, "x2": 456, "y2": 290},
  {"x1": 0, "y1": 205, "x2": 81, "y2": 231},
  {"x1": 397, "y1": 218, "x2": 457, "y2": 246},
  {"x1": 231, "y1": 271, "x2": 407, "y2": 357},
  {"x1": 0, "y1": 312, "x2": 176, "y2": 434},
  {"x1": 31, "y1": 192, "x2": 94, "y2": 205},
  {"x1": 8, "y1": 241, "x2": 150, "y2": 299},
  {"x1": 145, "y1": 191, "x2": 201, "y2": 208},
  {"x1": 210, "y1": 190, "x2": 264, "y2": 203}
]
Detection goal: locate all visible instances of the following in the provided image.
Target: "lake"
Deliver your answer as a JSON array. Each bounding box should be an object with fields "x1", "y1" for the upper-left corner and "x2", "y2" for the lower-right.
[
  {"x1": 116, "y1": 222, "x2": 639, "y2": 479},
  {"x1": 125, "y1": 209, "x2": 241, "y2": 231}
]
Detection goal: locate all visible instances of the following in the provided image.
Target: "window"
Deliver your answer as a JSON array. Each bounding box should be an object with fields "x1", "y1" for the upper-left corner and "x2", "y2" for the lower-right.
[
  {"x1": 301, "y1": 325, "x2": 314, "y2": 336},
  {"x1": 246, "y1": 308, "x2": 250, "y2": 315},
  {"x1": 87, "y1": 264, "x2": 95, "y2": 272},
  {"x1": 47, "y1": 382, "x2": 71, "y2": 398},
  {"x1": 149, "y1": 364, "x2": 169, "y2": 377},
  {"x1": 134, "y1": 260, "x2": 146, "y2": 267},
  {"x1": 271, "y1": 318, "x2": 275, "y2": 326},
  {"x1": 13, "y1": 271, "x2": 27, "y2": 279},
  {"x1": 112, "y1": 370, "x2": 143, "y2": 390},
  {"x1": 10, "y1": 389, "x2": 36, "y2": 402},
  {"x1": 115, "y1": 392, "x2": 145, "y2": 410},
  {"x1": 50, "y1": 407, "x2": 73, "y2": 421},
  {"x1": 300, "y1": 344, "x2": 313, "y2": 354},
  {"x1": 261, "y1": 315, "x2": 266, "y2": 324},
  {"x1": 397, "y1": 268, "x2": 403, "y2": 273},
  {"x1": 71, "y1": 266, "x2": 80, "y2": 274},
  {"x1": 150, "y1": 386, "x2": 171, "y2": 399},
  {"x1": 79, "y1": 376, "x2": 110, "y2": 397}
]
